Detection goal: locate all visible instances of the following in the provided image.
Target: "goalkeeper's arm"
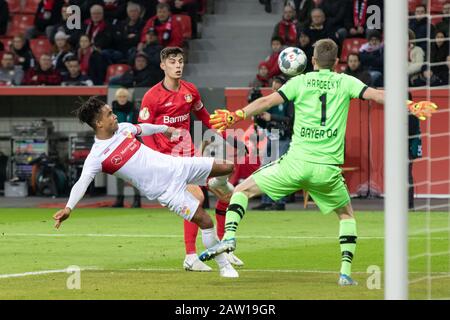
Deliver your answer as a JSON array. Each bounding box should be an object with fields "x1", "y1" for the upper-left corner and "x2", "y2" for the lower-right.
[
  {"x1": 362, "y1": 87, "x2": 385, "y2": 104},
  {"x1": 241, "y1": 92, "x2": 286, "y2": 118}
]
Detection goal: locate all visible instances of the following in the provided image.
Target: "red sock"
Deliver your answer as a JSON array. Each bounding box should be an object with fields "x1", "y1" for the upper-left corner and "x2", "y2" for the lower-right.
[
  {"x1": 184, "y1": 220, "x2": 198, "y2": 254},
  {"x1": 215, "y1": 200, "x2": 229, "y2": 240}
]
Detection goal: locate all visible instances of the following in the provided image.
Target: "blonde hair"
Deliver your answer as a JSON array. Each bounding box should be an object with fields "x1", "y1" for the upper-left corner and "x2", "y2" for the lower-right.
[
  {"x1": 313, "y1": 39, "x2": 338, "y2": 69},
  {"x1": 115, "y1": 88, "x2": 130, "y2": 99}
]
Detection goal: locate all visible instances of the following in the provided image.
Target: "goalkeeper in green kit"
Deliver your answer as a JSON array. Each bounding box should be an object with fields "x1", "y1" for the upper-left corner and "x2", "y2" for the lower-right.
[{"x1": 199, "y1": 39, "x2": 437, "y2": 285}]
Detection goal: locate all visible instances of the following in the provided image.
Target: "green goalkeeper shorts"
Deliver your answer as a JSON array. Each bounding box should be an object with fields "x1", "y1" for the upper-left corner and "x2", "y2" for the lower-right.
[{"x1": 252, "y1": 155, "x2": 350, "y2": 214}]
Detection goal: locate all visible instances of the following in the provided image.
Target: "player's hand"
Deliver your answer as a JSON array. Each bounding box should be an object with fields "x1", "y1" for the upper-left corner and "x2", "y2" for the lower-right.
[
  {"x1": 407, "y1": 100, "x2": 438, "y2": 121},
  {"x1": 53, "y1": 207, "x2": 71, "y2": 229},
  {"x1": 209, "y1": 109, "x2": 246, "y2": 132},
  {"x1": 164, "y1": 127, "x2": 181, "y2": 141}
]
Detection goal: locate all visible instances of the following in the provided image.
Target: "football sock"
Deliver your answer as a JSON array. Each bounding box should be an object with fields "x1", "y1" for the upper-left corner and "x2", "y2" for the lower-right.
[
  {"x1": 223, "y1": 192, "x2": 248, "y2": 240},
  {"x1": 184, "y1": 220, "x2": 199, "y2": 254},
  {"x1": 339, "y1": 219, "x2": 358, "y2": 276},
  {"x1": 201, "y1": 227, "x2": 228, "y2": 268},
  {"x1": 215, "y1": 211, "x2": 226, "y2": 240}
]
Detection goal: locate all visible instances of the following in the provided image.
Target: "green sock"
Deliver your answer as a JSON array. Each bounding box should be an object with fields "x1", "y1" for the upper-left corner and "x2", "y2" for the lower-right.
[
  {"x1": 223, "y1": 192, "x2": 248, "y2": 240},
  {"x1": 339, "y1": 219, "x2": 357, "y2": 277}
]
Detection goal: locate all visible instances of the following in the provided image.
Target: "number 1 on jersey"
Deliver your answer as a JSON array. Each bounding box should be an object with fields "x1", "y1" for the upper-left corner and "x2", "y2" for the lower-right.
[{"x1": 319, "y1": 93, "x2": 327, "y2": 126}]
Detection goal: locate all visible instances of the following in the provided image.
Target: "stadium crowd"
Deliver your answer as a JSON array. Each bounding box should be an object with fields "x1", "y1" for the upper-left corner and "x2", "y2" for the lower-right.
[
  {"x1": 251, "y1": 0, "x2": 450, "y2": 88},
  {"x1": 0, "y1": 0, "x2": 203, "y2": 86}
]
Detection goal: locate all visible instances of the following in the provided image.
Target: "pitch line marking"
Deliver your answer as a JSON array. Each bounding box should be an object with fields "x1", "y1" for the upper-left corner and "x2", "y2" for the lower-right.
[
  {"x1": 0, "y1": 267, "x2": 448, "y2": 279},
  {"x1": 2, "y1": 233, "x2": 447, "y2": 240}
]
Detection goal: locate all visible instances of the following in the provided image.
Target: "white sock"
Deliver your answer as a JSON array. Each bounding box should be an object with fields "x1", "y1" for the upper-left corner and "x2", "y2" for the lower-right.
[{"x1": 201, "y1": 227, "x2": 229, "y2": 268}]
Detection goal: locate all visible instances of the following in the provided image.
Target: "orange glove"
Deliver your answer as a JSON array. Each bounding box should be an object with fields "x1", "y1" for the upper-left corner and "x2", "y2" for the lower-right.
[
  {"x1": 209, "y1": 109, "x2": 246, "y2": 132},
  {"x1": 407, "y1": 100, "x2": 438, "y2": 121}
]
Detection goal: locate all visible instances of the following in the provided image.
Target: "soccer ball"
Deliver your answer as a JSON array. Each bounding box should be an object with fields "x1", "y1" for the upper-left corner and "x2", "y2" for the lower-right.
[{"x1": 278, "y1": 47, "x2": 307, "y2": 77}]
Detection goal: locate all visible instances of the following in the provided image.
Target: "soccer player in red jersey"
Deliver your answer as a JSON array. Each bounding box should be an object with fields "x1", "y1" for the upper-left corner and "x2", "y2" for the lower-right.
[{"x1": 138, "y1": 47, "x2": 244, "y2": 271}]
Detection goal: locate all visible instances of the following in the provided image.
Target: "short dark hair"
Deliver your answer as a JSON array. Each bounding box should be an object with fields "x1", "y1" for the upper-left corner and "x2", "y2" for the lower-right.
[
  {"x1": 313, "y1": 39, "x2": 338, "y2": 69},
  {"x1": 271, "y1": 36, "x2": 283, "y2": 44},
  {"x1": 160, "y1": 46, "x2": 184, "y2": 61},
  {"x1": 156, "y1": 2, "x2": 170, "y2": 11},
  {"x1": 347, "y1": 52, "x2": 360, "y2": 61},
  {"x1": 75, "y1": 96, "x2": 106, "y2": 129},
  {"x1": 64, "y1": 55, "x2": 78, "y2": 63}
]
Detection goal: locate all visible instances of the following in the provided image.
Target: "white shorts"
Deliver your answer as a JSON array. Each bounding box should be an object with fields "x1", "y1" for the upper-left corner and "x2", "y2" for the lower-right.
[{"x1": 157, "y1": 157, "x2": 214, "y2": 221}]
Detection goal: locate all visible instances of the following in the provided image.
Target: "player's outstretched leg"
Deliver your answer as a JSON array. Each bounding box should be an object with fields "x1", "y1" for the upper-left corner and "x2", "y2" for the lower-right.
[
  {"x1": 336, "y1": 204, "x2": 358, "y2": 286},
  {"x1": 199, "y1": 176, "x2": 262, "y2": 262},
  {"x1": 190, "y1": 205, "x2": 238, "y2": 278},
  {"x1": 183, "y1": 185, "x2": 211, "y2": 272}
]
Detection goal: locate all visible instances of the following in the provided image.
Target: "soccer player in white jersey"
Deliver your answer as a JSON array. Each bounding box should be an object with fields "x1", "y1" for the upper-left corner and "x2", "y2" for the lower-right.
[{"x1": 53, "y1": 97, "x2": 239, "y2": 278}]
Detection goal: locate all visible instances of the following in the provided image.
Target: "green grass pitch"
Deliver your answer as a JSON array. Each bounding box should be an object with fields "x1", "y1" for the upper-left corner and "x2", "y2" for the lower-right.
[{"x1": 0, "y1": 208, "x2": 448, "y2": 299}]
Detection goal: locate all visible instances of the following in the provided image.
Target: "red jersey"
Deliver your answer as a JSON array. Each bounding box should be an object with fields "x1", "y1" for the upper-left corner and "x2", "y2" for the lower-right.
[{"x1": 138, "y1": 80, "x2": 204, "y2": 157}]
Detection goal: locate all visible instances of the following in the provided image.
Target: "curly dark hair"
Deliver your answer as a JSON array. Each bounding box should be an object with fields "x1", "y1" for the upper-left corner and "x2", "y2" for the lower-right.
[{"x1": 74, "y1": 96, "x2": 106, "y2": 129}]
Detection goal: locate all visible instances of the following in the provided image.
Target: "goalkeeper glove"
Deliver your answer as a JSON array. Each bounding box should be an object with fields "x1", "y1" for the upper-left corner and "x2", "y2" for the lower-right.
[
  {"x1": 209, "y1": 109, "x2": 246, "y2": 132},
  {"x1": 407, "y1": 100, "x2": 438, "y2": 121}
]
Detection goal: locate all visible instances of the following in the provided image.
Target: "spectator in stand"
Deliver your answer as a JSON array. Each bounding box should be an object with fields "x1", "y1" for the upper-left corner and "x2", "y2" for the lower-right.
[
  {"x1": 52, "y1": 31, "x2": 73, "y2": 76},
  {"x1": 0, "y1": 0, "x2": 9, "y2": 36},
  {"x1": 303, "y1": 8, "x2": 334, "y2": 45},
  {"x1": 430, "y1": 31, "x2": 450, "y2": 83},
  {"x1": 407, "y1": 29, "x2": 425, "y2": 86},
  {"x1": 111, "y1": 88, "x2": 142, "y2": 208},
  {"x1": 259, "y1": 0, "x2": 272, "y2": 13},
  {"x1": 77, "y1": 34, "x2": 108, "y2": 85},
  {"x1": 140, "y1": 3, "x2": 184, "y2": 48},
  {"x1": 10, "y1": 34, "x2": 36, "y2": 72},
  {"x1": 344, "y1": 52, "x2": 371, "y2": 85},
  {"x1": 264, "y1": 36, "x2": 284, "y2": 79},
  {"x1": 444, "y1": 55, "x2": 450, "y2": 85},
  {"x1": 166, "y1": 0, "x2": 200, "y2": 39},
  {"x1": 344, "y1": 0, "x2": 384, "y2": 39},
  {"x1": 318, "y1": 0, "x2": 350, "y2": 44},
  {"x1": 435, "y1": 2, "x2": 450, "y2": 35},
  {"x1": 48, "y1": 3, "x2": 82, "y2": 47},
  {"x1": 61, "y1": 55, "x2": 94, "y2": 86},
  {"x1": 112, "y1": 1, "x2": 145, "y2": 59},
  {"x1": 0, "y1": 52, "x2": 24, "y2": 86},
  {"x1": 134, "y1": 0, "x2": 158, "y2": 20},
  {"x1": 109, "y1": 51, "x2": 159, "y2": 88},
  {"x1": 285, "y1": 0, "x2": 314, "y2": 29},
  {"x1": 272, "y1": 4, "x2": 299, "y2": 47},
  {"x1": 22, "y1": 53, "x2": 62, "y2": 85},
  {"x1": 409, "y1": 4, "x2": 435, "y2": 55},
  {"x1": 82, "y1": 4, "x2": 113, "y2": 53},
  {"x1": 359, "y1": 29, "x2": 384, "y2": 87},
  {"x1": 250, "y1": 61, "x2": 271, "y2": 88},
  {"x1": 96, "y1": 0, "x2": 128, "y2": 24},
  {"x1": 252, "y1": 75, "x2": 294, "y2": 211},
  {"x1": 297, "y1": 30, "x2": 314, "y2": 72},
  {"x1": 132, "y1": 28, "x2": 164, "y2": 80},
  {"x1": 26, "y1": 0, "x2": 64, "y2": 40},
  {"x1": 410, "y1": 64, "x2": 444, "y2": 87}
]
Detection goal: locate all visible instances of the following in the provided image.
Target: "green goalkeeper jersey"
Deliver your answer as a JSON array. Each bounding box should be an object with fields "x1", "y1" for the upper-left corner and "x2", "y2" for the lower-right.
[{"x1": 278, "y1": 69, "x2": 368, "y2": 165}]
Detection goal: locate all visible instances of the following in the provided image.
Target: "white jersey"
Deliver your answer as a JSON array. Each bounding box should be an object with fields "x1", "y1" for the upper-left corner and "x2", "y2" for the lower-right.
[{"x1": 66, "y1": 123, "x2": 186, "y2": 209}]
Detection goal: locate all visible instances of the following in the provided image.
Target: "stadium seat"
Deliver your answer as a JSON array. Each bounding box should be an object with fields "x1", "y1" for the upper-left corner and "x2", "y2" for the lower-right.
[
  {"x1": 6, "y1": 0, "x2": 22, "y2": 13},
  {"x1": 7, "y1": 14, "x2": 35, "y2": 37},
  {"x1": 105, "y1": 64, "x2": 131, "y2": 83},
  {"x1": 430, "y1": 0, "x2": 448, "y2": 13},
  {"x1": 174, "y1": 14, "x2": 192, "y2": 40},
  {"x1": 335, "y1": 63, "x2": 347, "y2": 73},
  {"x1": 22, "y1": 0, "x2": 41, "y2": 14},
  {"x1": 408, "y1": 0, "x2": 422, "y2": 13},
  {"x1": 30, "y1": 38, "x2": 52, "y2": 60},
  {"x1": 340, "y1": 38, "x2": 367, "y2": 63}
]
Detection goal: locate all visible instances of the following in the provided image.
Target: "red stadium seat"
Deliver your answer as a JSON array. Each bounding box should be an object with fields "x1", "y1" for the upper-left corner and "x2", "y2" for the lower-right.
[
  {"x1": 408, "y1": 0, "x2": 423, "y2": 14},
  {"x1": 335, "y1": 63, "x2": 347, "y2": 73},
  {"x1": 340, "y1": 38, "x2": 367, "y2": 62},
  {"x1": 430, "y1": 0, "x2": 448, "y2": 13},
  {"x1": 174, "y1": 14, "x2": 192, "y2": 40},
  {"x1": 30, "y1": 38, "x2": 52, "y2": 60},
  {"x1": 7, "y1": 0, "x2": 22, "y2": 13},
  {"x1": 22, "y1": 0, "x2": 41, "y2": 14},
  {"x1": 105, "y1": 64, "x2": 131, "y2": 83},
  {"x1": 7, "y1": 14, "x2": 35, "y2": 37}
]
